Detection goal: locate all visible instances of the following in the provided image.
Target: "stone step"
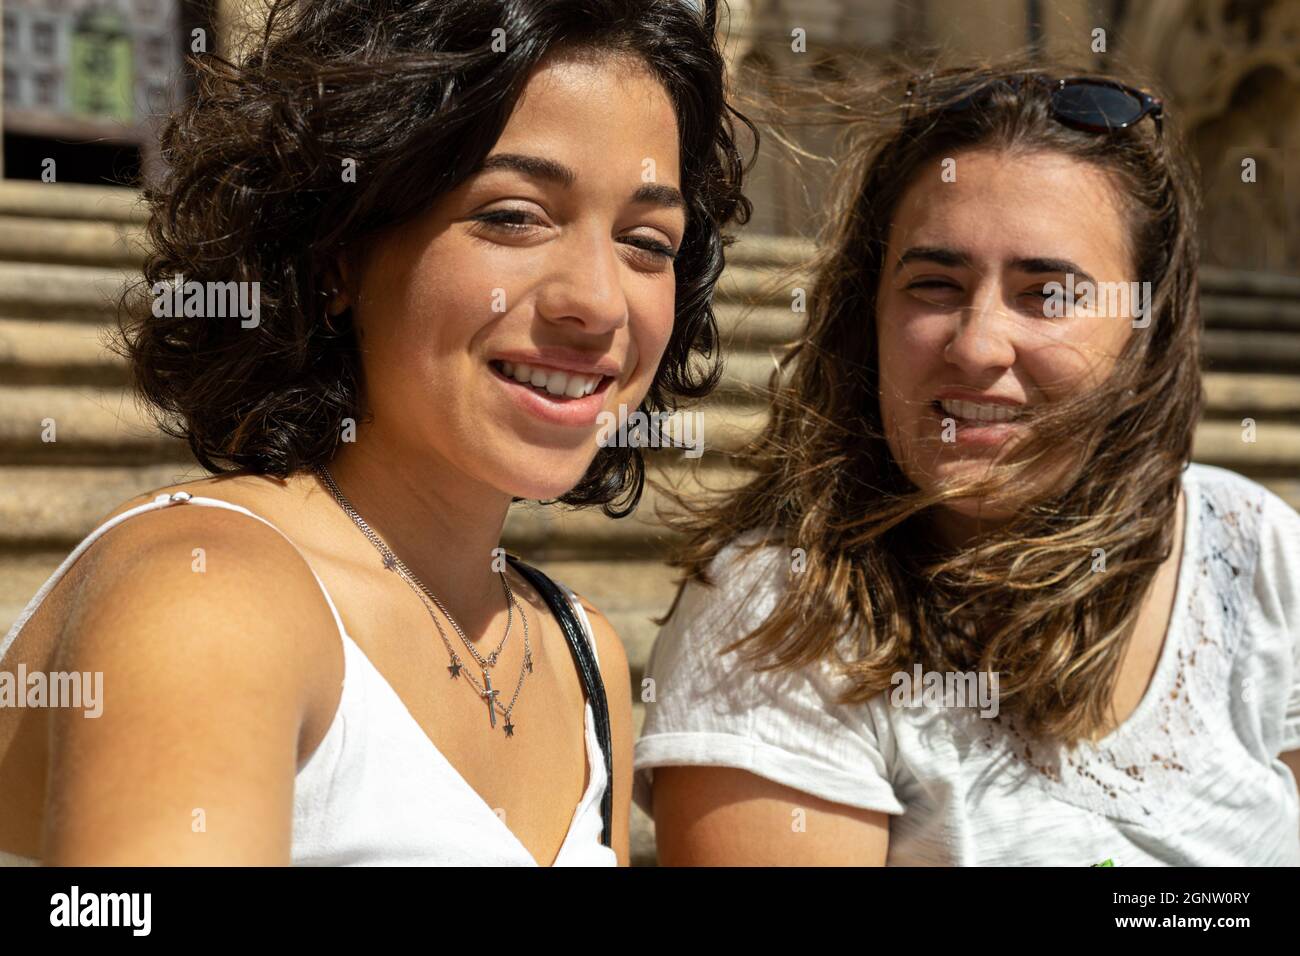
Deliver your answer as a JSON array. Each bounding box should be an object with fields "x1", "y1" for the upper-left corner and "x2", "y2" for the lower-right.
[
  {"x1": 1202, "y1": 329, "x2": 1300, "y2": 370},
  {"x1": 0, "y1": 386, "x2": 183, "y2": 463},
  {"x1": 0, "y1": 216, "x2": 145, "y2": 267},
  {"x1": 1201, "y1": 295, "x2": 1300, "y2": 330},
  {"x1": 0, "y1": 463, "x2": 209, "y2": 547},
  {"x1": 723, "y1": 233, "x2": 816, "y2": 267},
  {"x1": 0, "y1": 318, "x2": 128, "y2": 385},
  {"x1": 1202, "y1": 372, "x2": 1300, "y2": 414},
  {"x1": 1190, "y1": 420, "x2": 1300, "y2": 469},
  {"x1": 1200, "y1": 266, "x2": 1300, "y2": 300},
  {"x1": 0, "y1": 182, "x2": 145, "y2": 223},
  {"x1": 0, "y1": 549, "x2": 72, "y2": 638},
  {"x1": 0, "y1": 262, "x2": 133, "y2": 321}
]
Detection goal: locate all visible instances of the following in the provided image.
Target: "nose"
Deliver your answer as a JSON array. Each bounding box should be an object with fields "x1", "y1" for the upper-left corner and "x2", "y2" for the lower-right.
[
  {"x1": 535, "y1": 229, "x2": 630, "y2": 335},
  {"x1": 942, "y1": 283, "x2": 1017, "y2": 376}
]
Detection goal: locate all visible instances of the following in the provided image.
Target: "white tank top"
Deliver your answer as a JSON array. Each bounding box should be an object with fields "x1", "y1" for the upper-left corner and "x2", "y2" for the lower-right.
[{"x1": 0, "y1": 492, "x2": 616, "y2": 867}]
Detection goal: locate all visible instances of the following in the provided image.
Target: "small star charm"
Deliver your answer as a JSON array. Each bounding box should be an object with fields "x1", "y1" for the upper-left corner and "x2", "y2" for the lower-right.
[
  {"x1": 504, "y1": 720, "x2": 515, "y2": 738},
  {"x1": 525, "y1": 654, "x2": 534, "y2": 674},
  {"x1": 447, "y1": 661, "x2": 461, "y2": 679},
  {"x1": 382, "y1": 553, "x2": 396, "y2": 571}
]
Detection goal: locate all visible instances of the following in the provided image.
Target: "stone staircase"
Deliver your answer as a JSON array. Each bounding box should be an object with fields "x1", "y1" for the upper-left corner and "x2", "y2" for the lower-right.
[{"x1": 2, "y1": 182, "x2": 1298, "y2": 865}]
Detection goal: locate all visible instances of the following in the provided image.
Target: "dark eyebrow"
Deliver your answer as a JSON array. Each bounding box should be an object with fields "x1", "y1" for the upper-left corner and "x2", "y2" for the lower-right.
[
  {"x1": 1010, "y1": 257, "x2": 1096, "y2": 287},
  {"x1": 894, "y1": 247, "x2": 1097, "y2": 286},
  {"x1": 893, "y1": 246, "x2": 973, "y2": 274},
  {"x1": 477, "y1": 152, "x2": 687, "y2": 215},
  {"x1": 478, "y1": 152, "x2": 576, "y2": 187},
  {"x1": 631, "y1": 182, "x2": 687, "y2": 213}
]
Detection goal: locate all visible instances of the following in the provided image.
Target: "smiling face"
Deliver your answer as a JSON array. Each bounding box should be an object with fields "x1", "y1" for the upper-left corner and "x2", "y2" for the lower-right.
[
  {"x1": 875, "y1": 147, "x2": 1140, "y2": 532},
  {"x1": 338, "y1": 50, "x2": 685, "y2": 501}
]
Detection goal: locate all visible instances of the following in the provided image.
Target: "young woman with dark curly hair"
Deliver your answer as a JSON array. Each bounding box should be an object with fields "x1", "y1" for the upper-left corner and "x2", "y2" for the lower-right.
[
  {"x1": 0, "y1": 0, "x2": 751, "y2": 866},
  {"x1": 636, "y1": 58, "x2": 1300, "y2": 866}
]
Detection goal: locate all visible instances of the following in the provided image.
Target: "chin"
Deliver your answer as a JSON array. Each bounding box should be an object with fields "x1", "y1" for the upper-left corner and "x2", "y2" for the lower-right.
[
  {"x1": 498, "y1": 457, "x2": 599, "y2": 503},
  {"x1": 906, "y1": 459, "x2": 1005, "y2": 512}
]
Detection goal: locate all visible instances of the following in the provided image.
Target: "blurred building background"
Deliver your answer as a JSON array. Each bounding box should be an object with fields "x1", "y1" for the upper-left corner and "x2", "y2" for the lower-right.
[{"x1": 0, "y1": 0, "x2": 1297, "y2": 865}]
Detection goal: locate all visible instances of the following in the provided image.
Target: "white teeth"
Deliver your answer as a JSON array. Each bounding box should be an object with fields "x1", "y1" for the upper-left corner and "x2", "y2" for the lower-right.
[
  {"x1": 939, "y1": 398, "x2": 1020, "y2": 422},
  {"x1": 496, "y1": 360, "x2": 603, "y2": 400}
]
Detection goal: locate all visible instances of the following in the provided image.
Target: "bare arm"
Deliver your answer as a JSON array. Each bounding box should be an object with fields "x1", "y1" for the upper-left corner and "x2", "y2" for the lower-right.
[
  {"x1": 652, "y1": 765, "x2": 891, "y2": 866},
  {"x1": 41, "y1": 508, "x2": 338, "y2": 866},
  {"x1": 1282, "y1": 750, "x2": 1300, "y2": 801}
]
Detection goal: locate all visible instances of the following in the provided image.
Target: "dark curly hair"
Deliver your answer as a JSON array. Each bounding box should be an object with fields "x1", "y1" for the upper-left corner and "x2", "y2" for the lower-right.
[{"x1": 116, "y1": 0, "x2": 753, "y2": 517}]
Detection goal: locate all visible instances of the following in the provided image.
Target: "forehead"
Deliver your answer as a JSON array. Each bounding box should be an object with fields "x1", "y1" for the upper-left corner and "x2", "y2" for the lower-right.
[
  {"x1": 888, "y1": 148, "x2": 1134, "y2": 272},
  {"x1": 490, "y1": 51, "x2": 680, "y2": 175}
]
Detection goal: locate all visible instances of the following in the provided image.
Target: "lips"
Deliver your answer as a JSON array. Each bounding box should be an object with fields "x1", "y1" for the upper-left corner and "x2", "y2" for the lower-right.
[
  {"x1": 488, "y1": 358, "x2": 615, "y2": 428},
  {"x1": 936, "y1": 398, "x2": 1023, "y2": 423}
]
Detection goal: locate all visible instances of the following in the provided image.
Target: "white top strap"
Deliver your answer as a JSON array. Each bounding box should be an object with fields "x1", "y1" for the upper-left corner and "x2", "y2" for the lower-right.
[{"x1": 1, "y1": 492, "x2": 350, "y2": 662}]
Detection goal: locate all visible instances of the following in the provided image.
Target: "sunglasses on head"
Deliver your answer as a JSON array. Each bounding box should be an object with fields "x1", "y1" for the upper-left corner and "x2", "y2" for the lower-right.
[{"x1": 903, "y1": 73, "x2": 1164, "y2": 137}]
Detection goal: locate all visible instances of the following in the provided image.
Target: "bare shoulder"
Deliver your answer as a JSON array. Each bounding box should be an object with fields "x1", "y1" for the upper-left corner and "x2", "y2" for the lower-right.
[
  {"x1": 62, "y1": 478, "x2": 345, "y2": 738},
  {"x1": 40, "y1": 481, "x2": 341, "y2": 863},
  {"x1": 72, "y1": 475, "x2": 334, "y2": 642},
  {"x1": 573, "y1": 593, "x2": 630, "y2": 683},
  {"x1": 566, "y1": 589, "x2": 632, "y2": 865}
]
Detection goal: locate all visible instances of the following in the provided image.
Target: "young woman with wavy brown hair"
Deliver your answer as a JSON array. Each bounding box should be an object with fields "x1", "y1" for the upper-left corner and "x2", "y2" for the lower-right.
[
  {"x1": 0, "y1": 0, "x2": 752, "y2": 866},
  {"x1": 635, "y1": 56, "x2": 1300, "y2": 866}
]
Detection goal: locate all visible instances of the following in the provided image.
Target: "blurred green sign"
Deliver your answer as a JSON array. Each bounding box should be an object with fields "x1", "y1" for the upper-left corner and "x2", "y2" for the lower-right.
[{"x1": 69, "y1": 9, "x2": 133, "y2": 121}]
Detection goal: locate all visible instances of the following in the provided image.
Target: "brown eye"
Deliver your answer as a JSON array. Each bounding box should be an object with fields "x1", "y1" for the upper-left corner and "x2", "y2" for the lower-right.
[
  {"x1": 620, "y1": 236, "x2": 676, "y2": 260},
  {"x1": 472, "y1": 209, "x2": 538, "y2": 231}
]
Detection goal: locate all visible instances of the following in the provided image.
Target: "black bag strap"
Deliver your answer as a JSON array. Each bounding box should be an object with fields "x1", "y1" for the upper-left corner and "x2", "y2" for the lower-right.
[{"x1": 505, "y1": 555, "x2": 614, "y2": 848}]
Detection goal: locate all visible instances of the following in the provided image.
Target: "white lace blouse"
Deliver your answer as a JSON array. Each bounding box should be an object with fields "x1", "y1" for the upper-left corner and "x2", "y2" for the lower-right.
[{"x1": 633, "y1": 463, "x2": 1300, "y2": 865}]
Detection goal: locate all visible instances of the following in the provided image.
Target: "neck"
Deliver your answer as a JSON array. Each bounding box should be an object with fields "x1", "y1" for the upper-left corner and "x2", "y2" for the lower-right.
[
  {"x1": 929, "y1": 505, "x2": 1007, "y2": 550},
  {"x1": 322, "y1": 432, "x2": 514, "y2": 638}
]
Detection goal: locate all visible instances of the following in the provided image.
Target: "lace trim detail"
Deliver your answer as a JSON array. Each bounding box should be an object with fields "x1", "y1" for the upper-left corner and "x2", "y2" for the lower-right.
[{"x1": 944, "y1": 474, "x2": 1262, "y2": 824}]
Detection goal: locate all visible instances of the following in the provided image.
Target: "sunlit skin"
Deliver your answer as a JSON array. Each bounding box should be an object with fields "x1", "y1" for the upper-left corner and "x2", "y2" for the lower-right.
[
  {"x1": 875, "y1": 148, "x2": 1141, "y2": 545},
  {"x1": 331, "y1": 52, "x2": 685, "y2": 505}
]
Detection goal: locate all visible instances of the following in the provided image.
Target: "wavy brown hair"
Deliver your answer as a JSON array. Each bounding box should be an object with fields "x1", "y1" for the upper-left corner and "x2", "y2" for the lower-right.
[
  {"x1": 114, "y1": 0, "x2": 753, "y2": 517},
  {"x1": 659, "y1": 53, "x2": 1203, "y2": 744}
]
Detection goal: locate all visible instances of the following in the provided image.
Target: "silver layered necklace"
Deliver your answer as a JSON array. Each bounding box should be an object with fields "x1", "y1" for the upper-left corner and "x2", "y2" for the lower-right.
[{"x1": 314, "y1": 464, "x2": 533, "y2": 737}]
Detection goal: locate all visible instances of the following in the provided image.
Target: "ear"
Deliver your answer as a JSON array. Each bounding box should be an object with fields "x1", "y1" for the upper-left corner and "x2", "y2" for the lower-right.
[{"x1": 320, "y1": 248, "x2": 358, "y2": 316}]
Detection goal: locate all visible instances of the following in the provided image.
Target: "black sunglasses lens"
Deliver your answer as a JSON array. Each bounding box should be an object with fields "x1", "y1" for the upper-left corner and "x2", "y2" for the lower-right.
[{"x1": 1051, "y1": 83, "x2": 1144, "y2": 129}]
